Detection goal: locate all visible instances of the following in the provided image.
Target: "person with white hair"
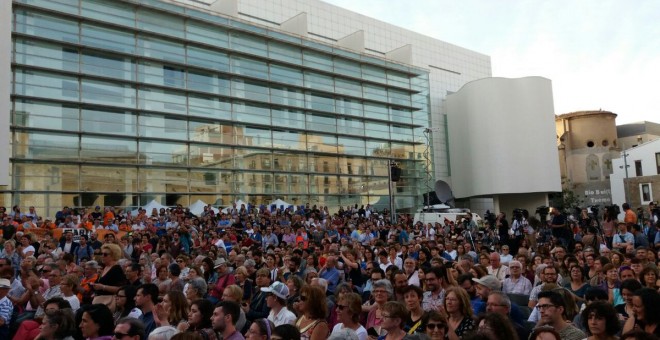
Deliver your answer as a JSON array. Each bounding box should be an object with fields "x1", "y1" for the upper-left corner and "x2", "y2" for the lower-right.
[
  {"x1": 502, "y1": 260, "x2": 533, "y2": 295},
  {"x1": 148, "y1": 325, "x2": 179, "y2": 340}
]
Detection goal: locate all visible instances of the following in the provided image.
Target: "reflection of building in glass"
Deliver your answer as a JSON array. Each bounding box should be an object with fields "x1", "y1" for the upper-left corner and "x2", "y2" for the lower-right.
[{"x1": 1, "y1": 0, "x2": 489, "y2": 216}]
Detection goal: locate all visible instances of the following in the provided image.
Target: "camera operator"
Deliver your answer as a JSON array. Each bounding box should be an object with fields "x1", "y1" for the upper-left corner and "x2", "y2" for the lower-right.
[
  {"x1": 548, "y1": 207, "x2": 571, "y2": 248},
  {"x1": 602, "y1": 206, "x2": 618, "y2": 250},
  {"x1": 578, "y1": 208, "x2": 593, "y2": 230},
  {"x1": 510, "y1": 210, "x2": 528, "y2": 255},
  {"x1": 496, "y1": 212, "x2": 510, "y2": 244}
]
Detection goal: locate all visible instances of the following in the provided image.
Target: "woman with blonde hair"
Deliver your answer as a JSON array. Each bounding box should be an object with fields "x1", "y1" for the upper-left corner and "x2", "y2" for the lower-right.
[
  {"x1": 91, "y1": 243, "x2": 127, "y2": 311},
  {"x1": 295, "y1": 285, "x2": 329, "y2": 340},
  {"x1": 222, "y1": 284, "x2": 247, "y2": 332},
  {"x1": 330, "y1": 292, "x2": 366, "y2": 340},
  {"x1": 444, "y1": 286, "x2": 475, "y2": 340},
  {"x1": 60, "y1": 274, "x2": 81, "y2": 312}
]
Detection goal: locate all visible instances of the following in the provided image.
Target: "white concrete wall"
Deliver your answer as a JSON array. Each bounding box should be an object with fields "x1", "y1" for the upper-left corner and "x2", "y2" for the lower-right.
[
  {"x1": 610, "y1": 139, "x2": 660, "y2": 210},
  {"x1": 0, "y1": 0, "x2": 11, "y2": 186},
  {"x1": 446, "y1": 77, "x2": 561, "y2": 198}
]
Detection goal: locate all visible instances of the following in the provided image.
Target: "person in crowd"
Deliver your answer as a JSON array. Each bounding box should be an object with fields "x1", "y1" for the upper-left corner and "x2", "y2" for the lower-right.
[
  {"x1": 272, "y1": 324, "x2": 301, "y2": 340},
  {"x1": 246, "y1": 268, "x2": 272, "y2": 322},
  {"x1": 536, "y1": 291, "x2": 586, "y2": 340},
  {"x1": 330, "y1": 292, "x2": 366, "y2": 340},
  {"x1": 444, "y1": 286, "x2": 475, "y2": 340},
  {"x1": 78, "y1": 304, "x2": 115, "y2": 340},
  {"x1": 209, "y1": 258, "x2": 235, "y2": 305},
  {"x1": 137, "y1": 283, "x2": 160, "y2": 335},
  {"x1": 93, "y1": 244, "x2": 128, "y2": 305},
  {"x1": 148, "y1": 326, "x2": 178, "y2": 340},
  {"x1": 113, "y1": 285, "x2": 142, "y2": 324},
  {"x1": 222, "y1": 285, "x2": 248, "y2": 332},
  {"x1": 366, "y1": 279, "x2": 394, "y2": 330},
  {"x1": 377, "y1": 301, "x2": 408, "y2": 340},
  {"x1": 640, "y1": 267, "x2": 659, "y2": 290},
  {"x1": 580, "y1": 301, "x2": 621, "y2": 340},
  {"x1": 564, "y1": 264, "x2": 590, "y2": 301},
  {"x1": 234, "y1": 266, "x2": 254, "y2": 303},
  {"x1": 475, "y1": 312, "x2": 519, "y2": 340},
  {"x1": 154, "y1": 291, "x2": 188, "y2": 327},
  {"x1": 617, "y1": 279, "x2": 643, "y2": 320},
  {"x1": 37, "y1": 309, "x2": 76, "y2": 340},
  {"x1": 622, "y1": 288, "x2": 660, "y2": 336},
  {"x1": 184, "y1": 277, "x2": 207, "y2": 304},
  {"x1": 263, "y1": 281, "x2": 296, "y2": 326},
  {"x1": 212, "y1": 300, "x2": 245, "y2": 340},
  {"x1": 528, "y1": 326, "x2": 562, "y2": 340},
  {"x1": 176, "y1": 299, "x2": 217, "y2": 340},
  {"x1": 295, "y1": 285, "x2": 329, "y2": 340},
  {"x1": 401, "y1": 285, "x2": 424, "y2": 334},
  {"x1": 60, "y1": 274, "x2": 81, "y2": 312},
  {"x1": 246, "y1": 318, "x2": 275, "y2": 340},
  {"x1": 113, "y1": 318, "x2": 146, "y2": 340},
  {"x1": 422, "y1": 266, "x2": 446, "y2": 312},
  {"x1": 502, "y1": 260, "x2": 532, "y2": 295},
  {"x1": 485, "y1": 291, "x2": 529, "y2": 340}
]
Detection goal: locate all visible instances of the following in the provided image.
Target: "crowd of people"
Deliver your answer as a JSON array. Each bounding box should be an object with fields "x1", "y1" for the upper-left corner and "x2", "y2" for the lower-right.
[{"x1": 0, "y1": 201, "x2": 658, "y2": 340}]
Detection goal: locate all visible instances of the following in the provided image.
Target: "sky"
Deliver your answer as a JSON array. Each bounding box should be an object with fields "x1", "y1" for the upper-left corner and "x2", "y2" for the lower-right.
[{"x1": 323, "y1": 0, "x2": 660, "y2": 124}]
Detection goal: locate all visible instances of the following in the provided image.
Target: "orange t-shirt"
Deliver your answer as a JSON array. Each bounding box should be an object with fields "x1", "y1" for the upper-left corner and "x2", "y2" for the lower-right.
[
  {"x1": 103, "y1": 212, "x2": 115, "y2": 226},
  {"x1": 624, "y1": 209, "x2": 638, "y2": 226}
]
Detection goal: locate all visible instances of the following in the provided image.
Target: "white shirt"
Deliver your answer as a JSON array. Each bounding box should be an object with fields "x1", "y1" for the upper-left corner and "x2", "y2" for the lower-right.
[
  {"x1": 268, "y1": 307, "x2": 297, "y2": 326},
  {"x1": 487, "y1": 265, "x2": 509, "y2": 281},
  {"x1": 64, "y1": 295, "x2": 80, "y2": 312},
  {"x1": 500, "y1": 253, "x2": 513, "y2": 264},
  {"x1": 502, "y1": 276, "x2": 533, "y2": 295},
  {"x1": 331, "y1": 324, "x2": 367, "y2": 340}
]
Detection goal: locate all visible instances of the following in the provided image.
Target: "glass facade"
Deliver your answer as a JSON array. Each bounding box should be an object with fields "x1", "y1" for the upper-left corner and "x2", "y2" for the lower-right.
[{"x1": 4, "y1": 0, "x2": 430, "y2": 216}]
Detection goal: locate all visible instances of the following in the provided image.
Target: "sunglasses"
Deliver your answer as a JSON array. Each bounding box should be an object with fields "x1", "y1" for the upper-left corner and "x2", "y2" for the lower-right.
[{"x1": 427, "y1": 323, "x2": 446, "y2": 330}]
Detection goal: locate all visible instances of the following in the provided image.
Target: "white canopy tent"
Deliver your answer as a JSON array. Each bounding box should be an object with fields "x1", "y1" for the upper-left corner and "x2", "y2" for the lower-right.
[
  {"x1": 189, "y1": 199, "x2": 219, "y2": 216},
  {"x1": 269, "y1": 199, "x2": 292, "y2": 210},
  {"x1": 131, "y1": 200, "x2": 168, "y2": 216}
]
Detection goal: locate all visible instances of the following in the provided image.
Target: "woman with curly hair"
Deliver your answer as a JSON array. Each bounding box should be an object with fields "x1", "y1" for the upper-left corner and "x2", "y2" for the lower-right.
[{"x1": 581, "y1": 301, "x2": 620, "y2": 340}]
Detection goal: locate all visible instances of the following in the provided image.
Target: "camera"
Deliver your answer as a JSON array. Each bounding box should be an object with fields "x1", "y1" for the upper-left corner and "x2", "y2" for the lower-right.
[
  {"x1": 484, "y1": 210, "x2": 496, "y2": 229},
  {"x1": 605, "y1": 204, "x2": 620, "y2": 217},
  {"x1": 588, "y1": 205, "x2": 600, "y2": 217}
]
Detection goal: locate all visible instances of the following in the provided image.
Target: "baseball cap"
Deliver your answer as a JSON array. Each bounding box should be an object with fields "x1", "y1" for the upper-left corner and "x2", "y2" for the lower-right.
[
  {"x1": 261, "y1": 281, "x2": 289, "y2": 299},
  {"x1": 472, "y1": 275, "x2": 501, "y2": 291},
  {"x1": 0, "y1": 278, "x2": 11, "y2": 289},
  {"x1": 213, "y1": 258, "x2": 227, "y2": 269}
]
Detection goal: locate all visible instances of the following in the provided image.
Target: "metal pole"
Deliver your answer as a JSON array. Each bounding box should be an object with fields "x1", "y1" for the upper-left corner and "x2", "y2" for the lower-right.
[
  {"x1": 388, "y1": 160, "x2": 394, "y2": 224},
  {"x1": 623, "y1": 151, "x2": 630, "y2": 203}
]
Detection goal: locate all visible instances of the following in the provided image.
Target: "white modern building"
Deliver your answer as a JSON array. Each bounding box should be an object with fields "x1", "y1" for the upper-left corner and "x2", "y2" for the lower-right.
[
  {"x1": 446, "y1": 77, "x2": 562, "y2": 214},
  {"x1": 610, "y1": 138, "x2": 660, "y2": 213}
]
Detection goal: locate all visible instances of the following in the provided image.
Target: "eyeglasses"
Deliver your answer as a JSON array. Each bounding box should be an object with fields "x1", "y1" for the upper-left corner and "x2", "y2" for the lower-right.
[
  {"x1": 427, "y1": 323, "x2": 446, "y2": 330},
  {"x1": 113, "y1": 332, "x2": 131, "y2": 339},
  {"x1": 536, "y1": 304, "x2": 557, "y2": 311},
  {"x1": 337, "y1": 304, "x2": 348, "y2": 310}
]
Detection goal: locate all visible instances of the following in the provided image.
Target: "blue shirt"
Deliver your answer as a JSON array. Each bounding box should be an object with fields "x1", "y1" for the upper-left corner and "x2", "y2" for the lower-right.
[{"x1": 320, "y1": 267, "x2": 340, "y2": 294}]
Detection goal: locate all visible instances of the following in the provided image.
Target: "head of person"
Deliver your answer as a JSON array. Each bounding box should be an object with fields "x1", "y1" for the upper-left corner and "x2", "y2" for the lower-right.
[
  {"x1": 186, "y1": 277, "x2": 208, "y2": 302},
  {"x1": 100, "y1": 243, "x2": 122, "y2": 264},
  {"x1": 163, "y1": 291, "x2": 188, "y2": 325},
  {"x1": 147, "y1": 326, "x2": 178, "y2": 340},
  {"x1": 271, "y1": 324, "x2": 301, "y2": 340},
  {"x1": 584, "y1": 287, "x2": 609, "y2": 305},
  {"x1": 296, "y1": 284, "x2": 324, "y2": 318},
  {"x1": 424, "y1": 266, "x2": 446, "y2": 293},
  {"x1": 380, "y1": 301, "x2": 407, "y2": 332},
  {"x1": 402, "y1": 285, "x2": 424, "y2": 313},
  {"x1": 476, "y1": 312, "x2": 518, "y2": 340},
  {"x1": 135, "y1": 283, "x2": 159, "y2": 308},
  {"x1": 246, "y1": 318, "x2": 275, "y2": 340},
  {"x1": 580, "y1": 301, "x2": 621, "y2": 338},
  {"x1": 543, "y1": 266, "x2": 558, "y2": 284},
  {"x1": 423, "y1": 311, "x2": 448, "y2": 340},
  {"x1": 221, "y1": 285, "x2": 243, "y2": 304},
  {"x1": 528, "y1": 325, "x2": 562, "y2": 340},
  {"x1": 188, "y1": 299, "x2": 214, "y2": 330},
  {"x1": 372, "y1": 279, "x2": 394, "y2": 304},
  {"x1": 212, "y1": 300, "x2": 242, "y2": 333},
  {"x1": 444, "y1": 286, "x2": 473, "y2": 319},
  {"x1": 537, "y1": 291, "x2": 566, "y2": 326},
  {"x1": 472, "y1": 275, "x2": 501, "y2": 300},
  {"x1": 337, "y1": 292, "x2": 362, "y2": 325},
  {"x1": 39, "y1": 309, "x2": 76, "y2": 340},
  {"x1": 632, "y1": 288, "x2": 660, "y2": 325},
  {"x1": 262, "y1": 281, "x2": 289, "y2": 309},
  {"x1": 486, "y1": 291, "x2": 511, "y2": 315},
  {"x1": 79, "y1": 304, "x2": 115, "y2": 339},
  {"x1": 114, "y1": 317, "x2": 146, "y2": 340}
]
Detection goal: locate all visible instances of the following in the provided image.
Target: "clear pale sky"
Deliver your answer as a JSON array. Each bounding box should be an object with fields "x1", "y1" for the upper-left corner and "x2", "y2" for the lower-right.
[{"x1": 323, "y1": 0, "x2": 659, "y2": 124}]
